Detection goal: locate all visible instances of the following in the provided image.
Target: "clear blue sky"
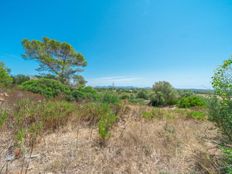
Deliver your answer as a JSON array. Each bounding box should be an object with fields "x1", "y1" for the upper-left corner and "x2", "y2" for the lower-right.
[{"x1": 1, "y1": 0, "x2": 232, "y2": 88}]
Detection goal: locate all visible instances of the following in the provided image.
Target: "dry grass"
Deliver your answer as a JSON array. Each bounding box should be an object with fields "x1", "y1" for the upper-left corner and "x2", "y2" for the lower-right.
[{"x1": 0, "y1": 105, "x2": 222, "y2": 174}]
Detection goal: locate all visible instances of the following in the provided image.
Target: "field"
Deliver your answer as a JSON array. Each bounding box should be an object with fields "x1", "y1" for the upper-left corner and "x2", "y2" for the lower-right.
[{"x1": 0, "y1": 88, "x2": 226, "y2": 174}]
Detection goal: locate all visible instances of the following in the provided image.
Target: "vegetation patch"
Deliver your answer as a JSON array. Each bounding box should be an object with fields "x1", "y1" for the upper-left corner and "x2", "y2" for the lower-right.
[
  {"x1": 187, "y1": 111, "x2": 206, "y2": 120},
  {"x1": 0, "y1": 61, "x2": 13, "y2": 87},
  {"x1": 150, "y1": 81, "x2": 178, "y2": 106},
  {"x1": 221, "y1": 146, "x2": 232, "y2": 174},
  {"x1": 177, "y1": 95, "x2": 206, "y2": 108},
  {"x1": 21, "y1": 78, "x2": 71, "y2": 98},
  {"x1": 71, "y1": 86, "x2": 98, "y2": 102},
  {"x1": 9, "y1": 99, "x2": 76, "y2": 144}
]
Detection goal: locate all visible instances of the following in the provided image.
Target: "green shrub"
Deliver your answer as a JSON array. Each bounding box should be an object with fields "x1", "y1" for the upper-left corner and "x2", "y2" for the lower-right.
[
  {"x1": 178, "y1": 90, "x2": 194, "y2": 97},
  {"x1": 151, "y1": 81, "x2": 178, "y2": 106},
  {"x1": 12, "y1": 99, "x2": 76, "y2": 144},
  {"x1": 142, "y1": 110, "x2": 158, "y2": 119},
  {"x1": 15, "y1": 128, "x2": 26, "y2": 145},
  {"x1": 71, "y1": 86, "x2": 98, "y2": 101},
  {"x1": 0, "y1": 110, "x2": 7, "y2": 128},
  {"x1": 187, "y1": 111, "x2": 206, "y2": 120},
  {"x1": 0, "y1": 62, "x2": 13, "y2": 87},
  {"x1": 209, "y1": 58, "x2": 232, "y2": 140},
  {"x1": 14, "y1": 98, "x2": 42, "y2": 129},
  {"x1": 221, "y1": 146, "x2": 232, "y2": 174},
  {"x1": 98, "y1": 106, "x2": 117, "y2": 139},
  {"x1": 76, "y1": 102, "x2": 118, "y2": 139},
  {"x1": 101, "y1": 92, "x2": 120, "y2": 104},
  {"x1": 120, "y1": 93, "x2": 130, "y2": 100},
  {"x1": 42, "y1": 100, "x2": 75, "y2": 130},
  {"x1": 209, "y1": 97, "x2": 232, "y2": 139},
  {"x1": 149, "y1": 92, "x2": 166, "y2": 106},
  {"x1": 177, "y1": 95, "x2": 206, "y2": 108},
  {"x1": 136, "y1": 90, "x2": 149, "y2": 100},
  {"x1": 21, "y1": 78, "x2": 71, "y2": 98},
  {"x1": 142, "y1": 109, "x2": 174, "y2": 120}
]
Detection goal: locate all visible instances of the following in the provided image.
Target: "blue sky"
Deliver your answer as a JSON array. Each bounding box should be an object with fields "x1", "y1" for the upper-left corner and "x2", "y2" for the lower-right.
[{"x1": 1, "y1": 0, "x2": 232, "y2": 88}]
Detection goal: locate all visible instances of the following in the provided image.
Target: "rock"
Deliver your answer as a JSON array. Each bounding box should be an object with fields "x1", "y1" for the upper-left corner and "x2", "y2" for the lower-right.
[{"x1": 5, "y1": 153, "x2": 15, "y2": 161}]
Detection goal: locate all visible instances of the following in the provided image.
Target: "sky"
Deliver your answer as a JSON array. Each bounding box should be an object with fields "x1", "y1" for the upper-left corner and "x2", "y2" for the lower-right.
[{"x1": 0, "y1": 0, "x2": 232, "y2": 88}]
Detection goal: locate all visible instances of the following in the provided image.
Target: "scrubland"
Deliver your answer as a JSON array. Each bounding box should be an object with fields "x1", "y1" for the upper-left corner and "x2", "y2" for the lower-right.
[
  {"x1": 1, "y1": 38, "x2": 232, "y2": 173},
  {"x1": 0, "y1": 88, "x2": 226, "y2": 174}
]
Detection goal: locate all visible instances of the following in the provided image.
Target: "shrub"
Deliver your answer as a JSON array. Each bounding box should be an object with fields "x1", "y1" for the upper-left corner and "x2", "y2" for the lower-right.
[
  {"x1": 208, "y1": 97, "x2": 232, "y2": 139},
  {"x1": 209, "y1": 58, "x2": 232, "y2": 140},
  {"x1": 150, "y1": 92, "x2": 166, "y2": 106},
  {"x1": 136, "y1": 90, "x2": 149, "y2": 100},
  {"x1": 142, "y1": 109, "x2": 175, "y2": 120},
  {"x1": 177, "y1": 95, "x2": 206, "y2": 108},
  {"x1": 0, "y1": 62, "x2": 13, "y2": 87},
  {"x1": 142, "y1": 110, "x2": 159, "y2": 119},
  {"x1": 221, "y1": 146, "x2": 232, "y2": 173},
  {"x1": 120, "y1": 93, "x2": 130, "y2": 100},
  {"x1": 98, "y1": 106, "x2": 117, "y2": 140},
  {"x1": 12, "y1": 99, "x2": 76, "y2": 144},
  {"x1": 187, "y1": 111, "x2": 206, "y2": 120},
  {"x1": 76, "y1": 102, "x2": 119, "y2": 140},
  {"x1": 71, "y1": 86, "x2": 98, "y2": 101},
  {"x1": 12, "y1": 74, "x2": 30, "y2": 85},
  {"x1": 42, "y1": 100, "x2": 75, "y2": 130},
  {"x1": 151, "y1": 81, "x2": 178, "y2": 106},
  {"x1": 101, "y1": 92, "x2": 120, "y2": 104},
  {"x1": 0, "y1": 110, "x2": 8, "y2": 128},
  {"x1": 178, "y1": 90, "x2": 194, "y2": 97},
  {"x1": 21, "y1": 78, "x2": 71, "y2": 98}
]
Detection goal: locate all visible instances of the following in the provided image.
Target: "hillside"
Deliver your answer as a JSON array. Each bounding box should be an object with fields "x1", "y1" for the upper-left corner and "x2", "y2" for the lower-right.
[{"x1": 0, "y1": 102, "x2": 222, "y2": 174}]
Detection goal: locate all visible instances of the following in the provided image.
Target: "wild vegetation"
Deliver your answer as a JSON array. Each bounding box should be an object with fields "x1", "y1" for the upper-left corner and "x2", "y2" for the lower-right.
[{"x1": 0, "y1": 38, "x2": 231, "y2": 173}]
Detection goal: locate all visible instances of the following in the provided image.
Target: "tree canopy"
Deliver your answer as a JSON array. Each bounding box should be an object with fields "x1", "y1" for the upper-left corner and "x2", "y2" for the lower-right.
[
  {"x1": 151, "y1": 81, "x2": 178, "y2": 106},
  {"x1": 212, "y1": 57, "x2": 232, "y2": 99},
  {"x1": 22, "y1": 37, "x2": 87, "y2": 85}
]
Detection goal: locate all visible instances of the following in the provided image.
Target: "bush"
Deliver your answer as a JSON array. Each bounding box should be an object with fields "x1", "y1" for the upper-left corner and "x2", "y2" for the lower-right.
[
  {"x1": 98, "y1": 104, "x2": 117, "y2": 140},
  {"x1": 42, "y1": 100, "x2": 75, "y2": 130},
  {"x1": 221, "y1": 146, "x2": 232, "y2": 173},
  {"x1": 76, "y1": 102, "x2": 118, "y2": 140},
  {"x1": 0, "y1": 110, "x2": 8, "y2": 128},
  {"x1": 178, "y1": 90, "x2": 194, "y2": 97},
  {"x1": 142, "y1": 110, "x2": 159, "y2": 120},
  {"x1": 12, "y1": 74, "x2": 30, "y2": 85},
  {"x1": 0, "y1": 62, "x2": 13, "y2": 87},
  {"x1": 177, "y1": 95, "x2": 206, "y2": 108},
  {"x1": 12, "y1": 99, "x2": 76, "y2": 144},
  {"x1": 209, "y1": 58, "x2": 232, "y2": 140},
  {"x1": 208, "y1": 97, "x2": 232, "y2": 140},
  {"x1": 187, "y1": 111, "x2": 206, "y2": 120},
  {"x1": 149, "y1": 92, "x2": 166, "y2": 106},
  {"x1": 71, "y1": 86, "x2": 98, "y2": 102},
  {"x1": 21, "y1": 78, "x2": 71, "y2": 98},
  {"x1": 150, "y1": 81, "x2": 178, "y2": 106},
  {"x1": 136, "y1": 90, "x2": 149, "y2": 100},
  {"x1": 120, "y1": 93, "x2": 130, "y2": 100},
  {"x1": 101, "y1": 92, "x2": 120, "y2": 104}
]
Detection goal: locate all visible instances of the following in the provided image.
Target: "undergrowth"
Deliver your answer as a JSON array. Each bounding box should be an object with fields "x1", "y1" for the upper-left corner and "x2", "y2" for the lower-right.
[
  {"x1": 1, "y1": 98, "x2": 123, "y2": 147},
  {"x1": 142, "y1": 108, "x2": 207, "y2": 120}
]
